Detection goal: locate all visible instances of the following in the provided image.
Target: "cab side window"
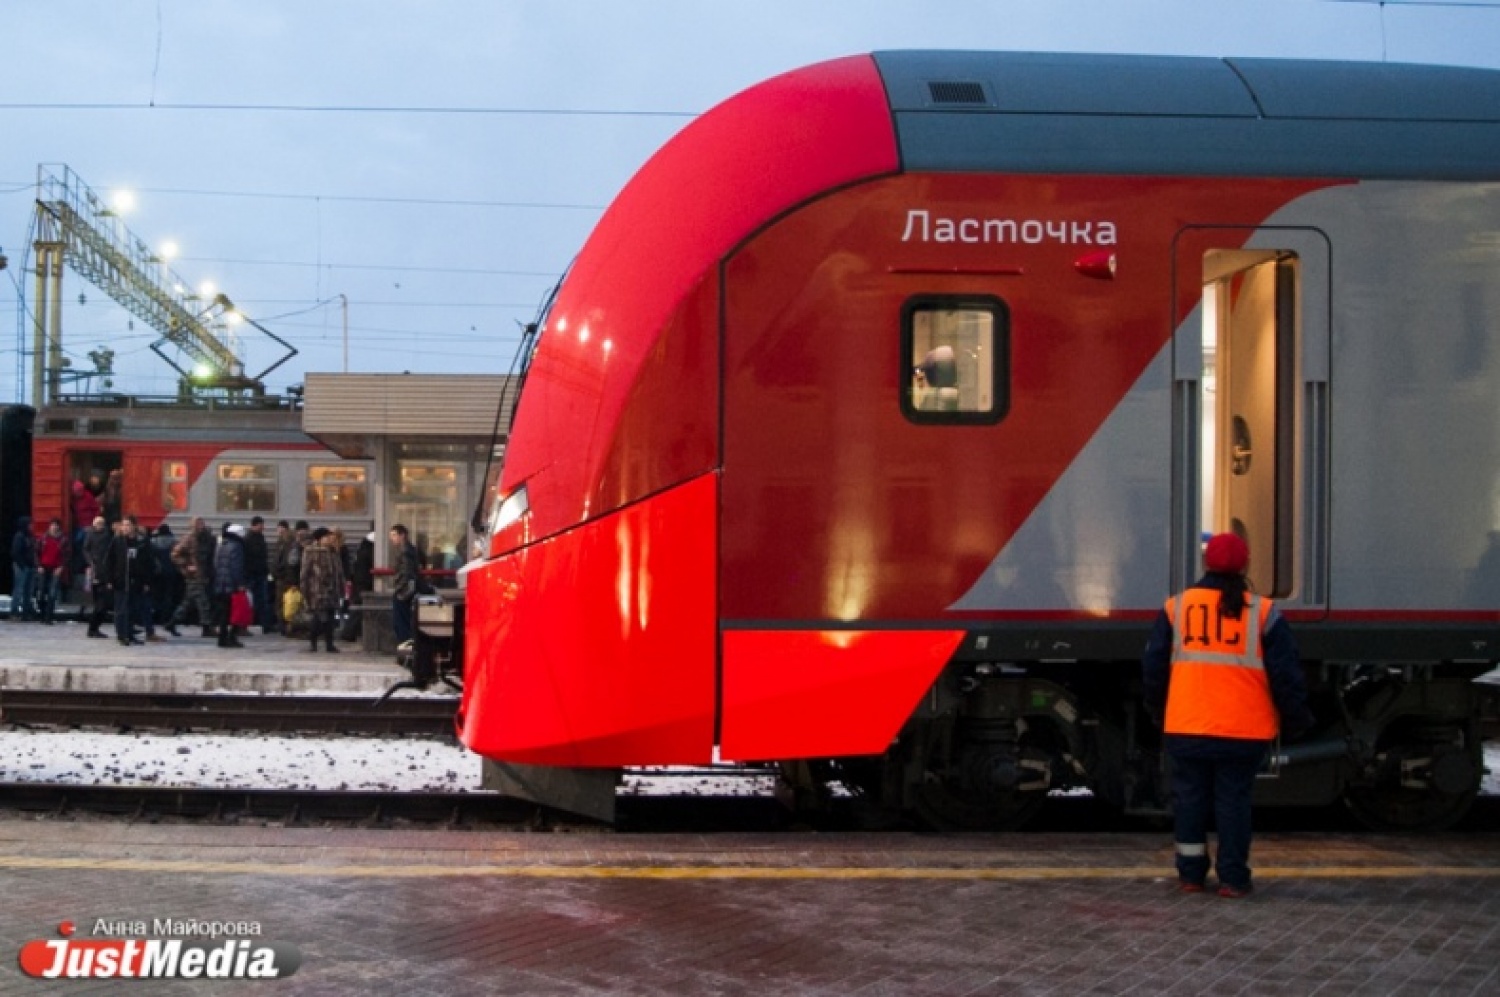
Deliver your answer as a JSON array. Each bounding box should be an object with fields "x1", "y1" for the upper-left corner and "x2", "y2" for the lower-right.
[{"x1": 902, "y1": 296, "x2": 1009, "y2": 424}]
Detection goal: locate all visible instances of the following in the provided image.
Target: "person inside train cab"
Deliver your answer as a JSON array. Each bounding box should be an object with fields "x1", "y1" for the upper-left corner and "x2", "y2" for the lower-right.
[
  {"x1": 70, "y1": 479, "x2": 100, "y2": 577},
  {"x1": 913, "y1": 345, "x2": 960, "y2": 412},
  {"x1": 101, "y1": 468, "x2": 123, "y2": 525},
  {"x1": 1142, "y1": 532, "x2": 1314, "y2": 898}
]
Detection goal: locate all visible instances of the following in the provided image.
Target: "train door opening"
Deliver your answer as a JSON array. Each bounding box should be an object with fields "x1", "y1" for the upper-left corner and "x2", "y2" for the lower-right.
[
  {"x1": 1172, "y1": 228, "x2": 1330, "y2": 613},
  {"x1": 66, "y1": 448, "x2": 122, "y2": 524}
]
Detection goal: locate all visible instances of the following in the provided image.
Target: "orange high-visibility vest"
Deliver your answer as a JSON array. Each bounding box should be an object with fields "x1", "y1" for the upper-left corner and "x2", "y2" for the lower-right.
[{"x1": 1163, "y1": 588, "x2": 1280, "y2": 740}]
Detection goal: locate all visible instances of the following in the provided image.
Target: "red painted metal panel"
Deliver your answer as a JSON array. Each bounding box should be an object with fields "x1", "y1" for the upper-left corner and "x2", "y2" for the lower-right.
[
  {"x1": 720, "y1": 173, "x2": 1332, "y2": 622},
  {"x1": 460, "y1": 473, "x2": 718, "y2": 766},
  {"x1": 720, "y1": 629, "x2": 965, "y2": 760},
  {"x1": 499, "y1": 55, "x2": 898, "y2": 553}
]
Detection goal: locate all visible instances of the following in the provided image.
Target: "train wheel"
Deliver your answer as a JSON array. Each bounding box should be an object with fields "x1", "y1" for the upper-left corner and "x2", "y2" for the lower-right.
[
  {"x1": 1342, "y1": 722, "x2": 1481, "y2": 830},
  {"x1": 910, "y1": 727, "x2": 1053, "y2": 831},
  {"x1": 1343, "y1": 784, "x2": 1477, "y2": 831}
]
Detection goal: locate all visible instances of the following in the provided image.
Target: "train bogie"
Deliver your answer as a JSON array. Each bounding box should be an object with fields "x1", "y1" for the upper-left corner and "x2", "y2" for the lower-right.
[{"x1": 462, "y1": 52, "x2": 1500, "y2": 829}]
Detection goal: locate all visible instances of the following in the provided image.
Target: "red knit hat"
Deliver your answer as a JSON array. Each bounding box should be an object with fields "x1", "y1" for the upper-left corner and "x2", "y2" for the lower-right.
[{"x1": 1204, "y1": 532, "x2": 1249, "y2": 574}]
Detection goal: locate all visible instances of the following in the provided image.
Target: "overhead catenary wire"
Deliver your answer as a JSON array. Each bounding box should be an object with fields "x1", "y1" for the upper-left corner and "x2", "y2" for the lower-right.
[{"x1": 0, "y1": 101, "x2": 698, "y2": 117}]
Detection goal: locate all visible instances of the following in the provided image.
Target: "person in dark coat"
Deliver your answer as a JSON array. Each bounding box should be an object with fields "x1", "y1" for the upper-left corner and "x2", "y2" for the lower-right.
[
  {"x1": 300, "y1": 527, "x2": 346, "y2": 653},
  {"x1": 389, "y1": 523, "x2": 421, "y2": 648},
  {"x1": 340, "y1": 531, "x2": 377, "y2": 642},
  {"x1": 10, "y1": 515, "x2": 37, "y2": 621},
  {"x1": 104, "y1": 516, "x2": 160, "y2": 646},
  {"x1": 82, "y1": 515, "x2": 113, "y2": 638},
  {"x1": 151, "y1": 523, "x2": 183, "y2": 630},
  {"x1": 213, "y1": 523, "x2": 247, "y2": 649},
  {"x1": 1142, "y1": 532, "x2": 1314, "y2": 898},
  {"x1": 244, "y1": 515, "x2": 273, "y2": 635}
]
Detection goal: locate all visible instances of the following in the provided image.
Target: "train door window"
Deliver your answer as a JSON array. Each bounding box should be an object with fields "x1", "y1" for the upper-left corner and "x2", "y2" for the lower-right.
[
  {"x1": 1198, "y1": 250, "x2": 1298, "y2": 597},
  {"x1": 163, "y1": 461, "x2": 188, "y2": 513},
  {"x1": 901, "y1": 296, "x2": 1009, "y2": 425},
  {"x1": 216, "y1": 462, "x2": 278, "y2": 513},
  {"x1": 306, "y1": 465, "x2": 368, "y2": 515}
]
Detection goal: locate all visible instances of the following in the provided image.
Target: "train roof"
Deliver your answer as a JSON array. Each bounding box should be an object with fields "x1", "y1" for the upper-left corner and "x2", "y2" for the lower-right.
[{"x1": 875, "y1": 51, "x2": 1500, "y2": 179}]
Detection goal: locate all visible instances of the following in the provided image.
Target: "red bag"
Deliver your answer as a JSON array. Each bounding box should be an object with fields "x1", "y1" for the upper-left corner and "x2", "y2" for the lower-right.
[{"x1": 229, "y1": 589, "x2": 254, "y2": 628}]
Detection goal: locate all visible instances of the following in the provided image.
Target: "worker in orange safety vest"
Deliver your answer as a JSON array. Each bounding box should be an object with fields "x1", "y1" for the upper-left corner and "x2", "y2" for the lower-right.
[{"x1": 1142, "y1": 532, "x2": 1314, "y2": 898}]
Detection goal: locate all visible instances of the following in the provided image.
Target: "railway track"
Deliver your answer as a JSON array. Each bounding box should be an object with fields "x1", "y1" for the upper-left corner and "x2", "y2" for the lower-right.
[{"x1": 0, "y1": 690, "x2": 457, "y2": 737}]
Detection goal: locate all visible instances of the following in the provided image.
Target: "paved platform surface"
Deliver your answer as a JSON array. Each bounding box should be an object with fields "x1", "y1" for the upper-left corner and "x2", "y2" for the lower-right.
[
  {"x1": 0, "y1": 616, "x2": 410, "y2": 695},
  {"x1": 0, "y1": 819, "x2": 1495, "y2": 995}
]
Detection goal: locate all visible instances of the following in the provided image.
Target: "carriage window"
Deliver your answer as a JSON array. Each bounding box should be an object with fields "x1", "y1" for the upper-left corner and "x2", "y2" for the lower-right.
[
  {"x1": 163, "y1": 461, "x2": 188, "y2": 513},
  {"x1": 306, "y1": 465, "x2": 368, "y2": 515},
  {"x1": 216, "y1": 463, "x2": 278, "y2": 513},
  {"x1": 902, "y1": 296, "x2": 1009, "y2": 424}
]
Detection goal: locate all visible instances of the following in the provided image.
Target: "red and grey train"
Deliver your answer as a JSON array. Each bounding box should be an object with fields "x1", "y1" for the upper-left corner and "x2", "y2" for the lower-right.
[
  {"x1": 459, "y1": 52, "x2": 1500, "y2": 829},
  {"x1": 27, "y1": 398, "x2": 373, "y2": 539}
]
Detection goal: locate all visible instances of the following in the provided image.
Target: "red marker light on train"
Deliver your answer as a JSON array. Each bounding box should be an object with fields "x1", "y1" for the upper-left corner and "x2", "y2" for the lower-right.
[{"x1": 1074, "y1": 251, "x2": 1117, "y2": 280}]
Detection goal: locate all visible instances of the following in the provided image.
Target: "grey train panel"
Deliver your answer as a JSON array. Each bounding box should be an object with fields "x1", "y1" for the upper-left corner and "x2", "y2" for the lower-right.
[
  {"x1": 946, "y1": 181, "x2": 1500, "y2": 615},
  {"x1": 874, "y1": 50, "x2": 1258, "y2": 117},
  {"x1": 1261, "y1": 181, "x2": 1500, "y2": 611},
  {"x1": 950, "y1": 348, "x2": 1171, "y2": 614},
  {"x1": 874, "y1": 52, "x2": 1500, "y2": 180},
  {"x1": 1226, "y1": 58, "x2": 1500, "y2": 123}
]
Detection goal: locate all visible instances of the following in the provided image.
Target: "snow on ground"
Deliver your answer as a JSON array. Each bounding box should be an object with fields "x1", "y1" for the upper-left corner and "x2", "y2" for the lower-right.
[
  {"x1": 0, "y1": 730, "x2": 1494, "y2": 798},
  {"x1": 0, "y1": 731, "x2": 779, "y2": 796},
  {"x1": 0, "y1": 731, "x2": 483, "y2": 792}
]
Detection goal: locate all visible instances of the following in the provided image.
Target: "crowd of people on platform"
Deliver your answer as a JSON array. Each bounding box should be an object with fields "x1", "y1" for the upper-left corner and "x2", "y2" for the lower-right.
[{"x1": 5, "y1": 491, "x2": 422, "y2": 654}]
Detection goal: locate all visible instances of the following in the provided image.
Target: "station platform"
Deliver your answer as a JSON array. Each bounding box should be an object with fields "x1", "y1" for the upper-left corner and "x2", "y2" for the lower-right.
[
  {"x1": 0, "y1": 818, "x2": 1496, "y2": 994},
  {"x1": 0, "y1": 616, "x2": 411, "y2": 696}
]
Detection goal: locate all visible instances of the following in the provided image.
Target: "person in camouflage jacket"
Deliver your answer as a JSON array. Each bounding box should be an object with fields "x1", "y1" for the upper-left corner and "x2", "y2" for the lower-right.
[{"x1": 299, "y1": 528, "x2": 345, "y2": 653}]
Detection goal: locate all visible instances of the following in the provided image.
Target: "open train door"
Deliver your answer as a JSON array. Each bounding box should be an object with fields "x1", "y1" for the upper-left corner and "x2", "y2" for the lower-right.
[{"x1": 1171, "y1": 227, "x2": 1330, "y2": 617}]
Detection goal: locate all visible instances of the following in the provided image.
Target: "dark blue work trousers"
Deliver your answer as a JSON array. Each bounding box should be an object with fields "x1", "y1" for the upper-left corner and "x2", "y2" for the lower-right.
[
  {"x1": 1167, "y1": 735, "x2": 1268, "y2": 890},
  {"x1": 392, "y1": 593, "x2": 414, "y2": 644},
  {"x1": 114, "y1": 586, "x2": 154, "y2": 643}
]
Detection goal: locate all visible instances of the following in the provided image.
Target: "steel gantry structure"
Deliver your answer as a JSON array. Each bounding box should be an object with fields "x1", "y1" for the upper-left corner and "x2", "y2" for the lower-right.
[{"x1": 30, "y1": 164, "x2": 295, "y2": 404}]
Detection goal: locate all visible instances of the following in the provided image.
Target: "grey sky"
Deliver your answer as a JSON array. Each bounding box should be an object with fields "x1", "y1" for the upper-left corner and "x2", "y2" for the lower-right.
[{"x1": 3, "y1": 0, "x2": 1498, "y2": 400}]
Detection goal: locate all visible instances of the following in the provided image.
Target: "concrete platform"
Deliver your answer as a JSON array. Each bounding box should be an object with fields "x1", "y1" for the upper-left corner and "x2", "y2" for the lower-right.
[
  {"x1": 0, "y1": 819, "x2": 1495, "y2": 994},
  {"x1": 0, "y1": 616, "x2": 412, "y2": 695}
]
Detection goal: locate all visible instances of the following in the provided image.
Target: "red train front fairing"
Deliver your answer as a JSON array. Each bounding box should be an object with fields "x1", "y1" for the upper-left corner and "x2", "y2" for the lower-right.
[
  {"x1": 460, "y1": 473, "x2": 717, "y2": 766},
  {"x1": 721, "y1": 630, "x2": 965, "y2": 760}
]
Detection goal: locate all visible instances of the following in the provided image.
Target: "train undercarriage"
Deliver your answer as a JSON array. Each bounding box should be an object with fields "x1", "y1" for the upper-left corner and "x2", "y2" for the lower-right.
[{"x1": 780, "y1": 658, "x2": 1495, "y2": 833}]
